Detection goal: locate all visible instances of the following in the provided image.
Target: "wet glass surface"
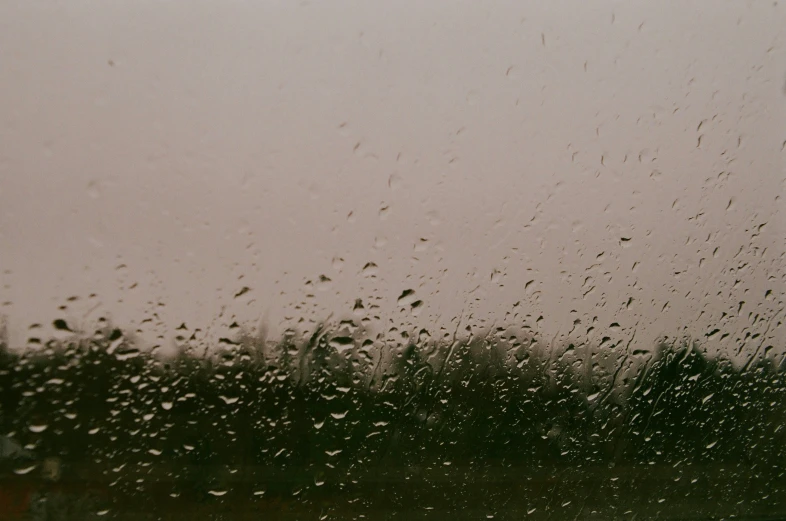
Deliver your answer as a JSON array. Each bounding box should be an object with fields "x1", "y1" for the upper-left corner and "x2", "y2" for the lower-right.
[
  {"x1": 1, "y1": 323, "x2": 786, "y2": 520},
  {"x1": 1, "y1": 1, "x2": 784, "y2": 519}
]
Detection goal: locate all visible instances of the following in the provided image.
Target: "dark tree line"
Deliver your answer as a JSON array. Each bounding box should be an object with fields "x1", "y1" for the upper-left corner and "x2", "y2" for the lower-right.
[{"x1": 1, "y1": 318, "x2": 785, "y2": 519}]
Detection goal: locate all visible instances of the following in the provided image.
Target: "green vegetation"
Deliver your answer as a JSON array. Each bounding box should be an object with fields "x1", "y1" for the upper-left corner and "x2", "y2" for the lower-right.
[{"x1": 1, "y1": 319, "x2": 785, "y2": 520}]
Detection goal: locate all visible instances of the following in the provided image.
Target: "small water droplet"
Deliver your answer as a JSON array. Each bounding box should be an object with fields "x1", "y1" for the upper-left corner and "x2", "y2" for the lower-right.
[
  {"x1": 361, "y1": 262, "x2": 378, "y2": 277},
  {"x1": 52, "y1": 319, "x2": 72, "y2": 332},
  {"x1": 397, "y1": 289, "x2": 417, "y2": 307},
  {"x1": 87, "y1": 180, "x2": 101, "y2": 199},
  {"x1": 388, "y1": 174, "x2": 402, "y2": 190},
  {"x1": 29, "y1": 423, "x2": 48, "y2": 433},
  {"x1": 329, "y1": 336, "x2": 354, "y2": 354},
  {"x1": 316, "y1": 275, "x2": 332, "y2": 291},
  {"x1": 234, "y1": 287, "x2": 251, "y2": 299}
]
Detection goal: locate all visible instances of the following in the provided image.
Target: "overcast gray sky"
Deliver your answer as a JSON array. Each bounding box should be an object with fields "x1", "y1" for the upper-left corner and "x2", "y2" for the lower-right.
[{"x1": 1, "y1": 0, "x2": 784, "y2": 362}]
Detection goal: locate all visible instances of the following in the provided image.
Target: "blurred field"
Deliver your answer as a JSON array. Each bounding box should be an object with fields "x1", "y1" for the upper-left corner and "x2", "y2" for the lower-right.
[{"x1": 3, "y1": 462, "x2": 786, "y2": 520}]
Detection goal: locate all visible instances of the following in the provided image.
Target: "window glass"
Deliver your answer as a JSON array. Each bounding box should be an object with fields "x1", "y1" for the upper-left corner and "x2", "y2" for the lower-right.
[{"x1": 1, "y1": 1, "x2": 784, "y2": 519}]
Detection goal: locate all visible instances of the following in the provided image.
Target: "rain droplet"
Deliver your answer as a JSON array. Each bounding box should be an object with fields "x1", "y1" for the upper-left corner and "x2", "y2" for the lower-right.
[
  {"x1": 361, "y1": 262, "x2": 378, "y2": 277},
  {"x1": 388, "y1": 174, "x2": 402, "y2": 190},
  {"x1": 87, "y1": 180, "x2": 101, "y2": 199},
  {"x1": 397, "y1": 289, "x2": 417, "y2": 307},
  {"x1": 329, "y1": 336, "x2": 354, "y2": 353},
  {"x1": 316, "y1": 275, "x2": 333, "y2": 291},
  {"x1": 52, "y1": 319, "x2": 72, "y2": 332},
  {"x1": 29, "y1": 423, "x2": 48, "y2": 433}
]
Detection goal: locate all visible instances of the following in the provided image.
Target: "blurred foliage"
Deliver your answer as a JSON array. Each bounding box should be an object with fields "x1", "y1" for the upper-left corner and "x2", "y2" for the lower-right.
[{"x1": 1, "y1": 319, "x2": 785, "y2": 519}]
